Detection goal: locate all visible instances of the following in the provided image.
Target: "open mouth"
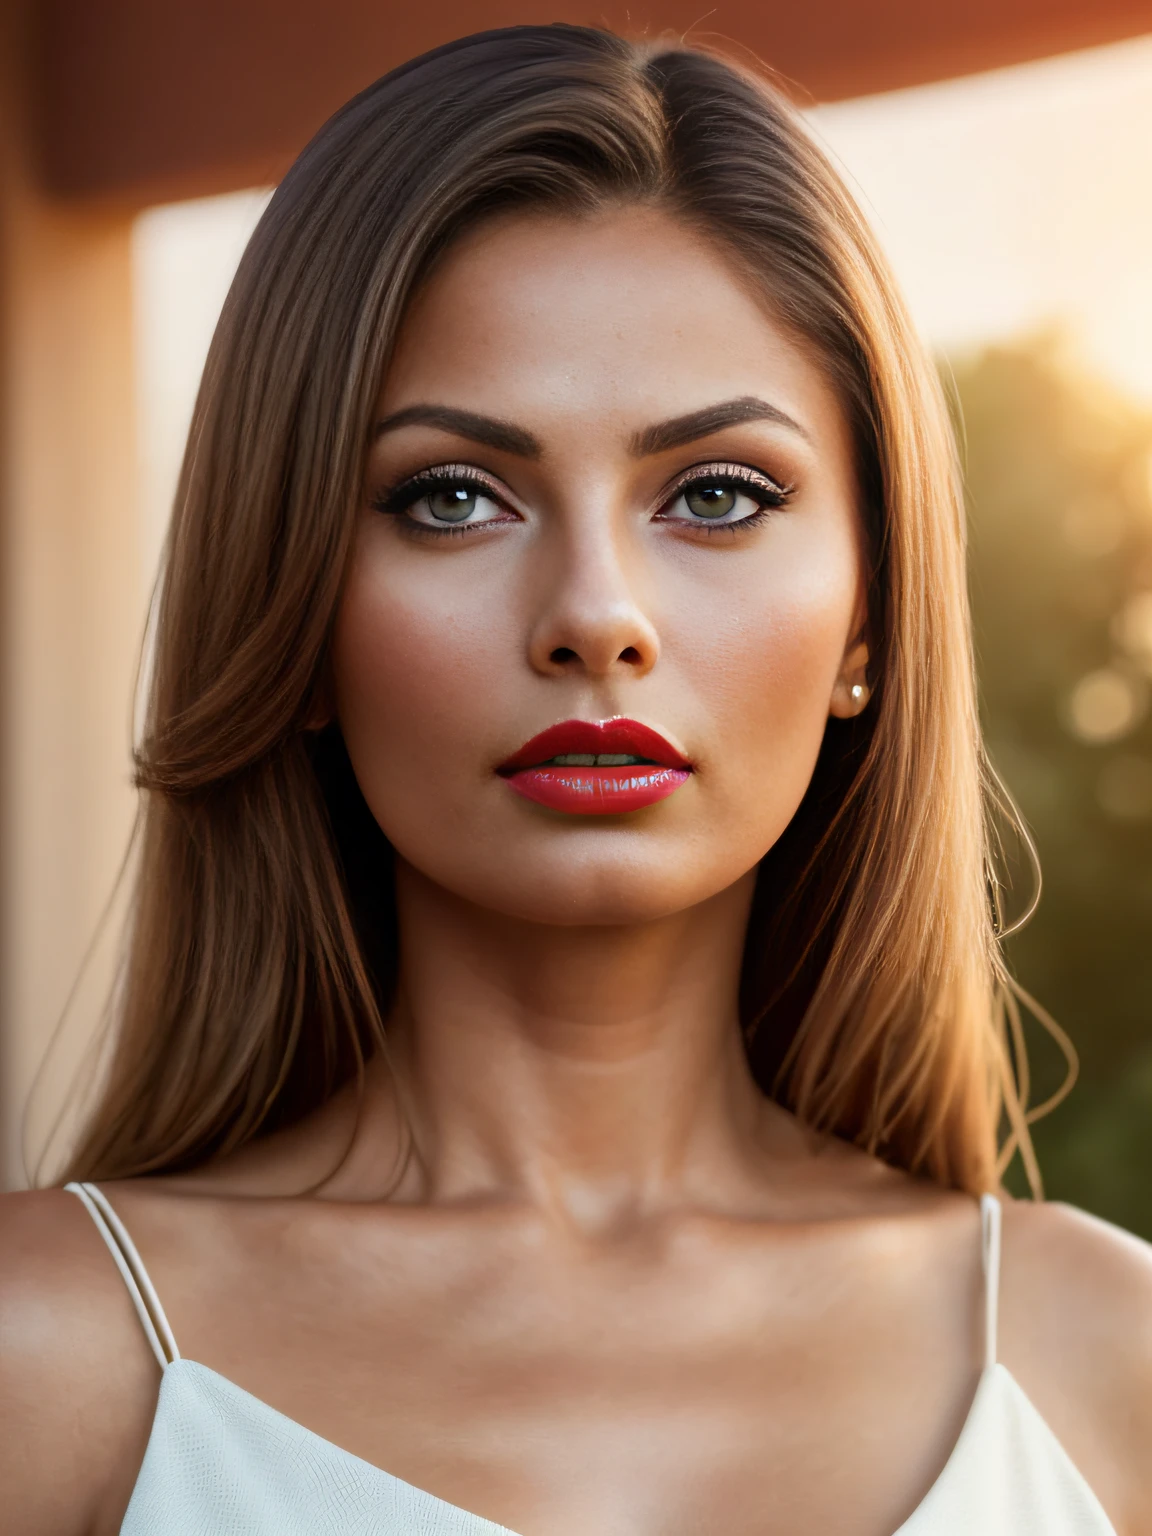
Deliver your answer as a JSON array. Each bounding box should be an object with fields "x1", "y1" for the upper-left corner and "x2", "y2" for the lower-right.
[{"x1": 497, "y1": 719, "x2": 692, "y2": 815}]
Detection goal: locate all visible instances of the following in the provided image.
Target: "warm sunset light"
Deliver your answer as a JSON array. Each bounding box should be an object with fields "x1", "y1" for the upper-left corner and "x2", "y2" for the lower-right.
[
  {"x1": 136, "y1": 33, "x2": 1152, "y2": 565},
  {"x1": 4, "y1": 15, "x2": 1152, "y2": 1530}
]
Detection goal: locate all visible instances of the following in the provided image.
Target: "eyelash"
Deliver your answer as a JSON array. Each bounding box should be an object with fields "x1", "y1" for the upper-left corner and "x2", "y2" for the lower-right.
[
  {"x1": 657, "y1": 461, "x2": 794, "y2": 532},
  {"x1": 370, "y1": 464, "x2": 507, "y2": 538},
  {"x1": 370, "y1": 460, "x2": 794, "y2": 538}
]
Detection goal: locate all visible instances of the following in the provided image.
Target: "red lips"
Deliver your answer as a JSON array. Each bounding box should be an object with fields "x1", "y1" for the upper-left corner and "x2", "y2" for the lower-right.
[{"x1": 498, "y1": 719, "x2": 691, "y2": 815}]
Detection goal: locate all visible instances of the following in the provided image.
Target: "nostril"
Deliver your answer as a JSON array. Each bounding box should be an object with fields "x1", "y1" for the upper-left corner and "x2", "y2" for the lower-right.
[
  {"x1": 550, "y1": 646, "x2": 578, "y2": 664},
  {"x1": 619, "y1": 646, "x2": 642, "y2": 665}
]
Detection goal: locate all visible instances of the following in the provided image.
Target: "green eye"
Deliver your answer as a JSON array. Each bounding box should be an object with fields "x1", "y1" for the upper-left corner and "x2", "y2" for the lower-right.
[
  {"x1": 660, "y1": 463, "x2": 792, "y2": 529},
  {"x1": 427, "y1": 488, "x2": 478, "y2": 522},
  {"x1": 684, "y1": 484, "x2": 737, "y2": 519},
  {"x1": 374, "y1": 464, "x2": 513, "y2": 534}
]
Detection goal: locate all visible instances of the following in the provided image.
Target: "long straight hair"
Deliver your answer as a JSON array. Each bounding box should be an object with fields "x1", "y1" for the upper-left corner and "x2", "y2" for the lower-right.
[{"x1": 65, "y1": 24, "x2": 1042, "y2": 1193}]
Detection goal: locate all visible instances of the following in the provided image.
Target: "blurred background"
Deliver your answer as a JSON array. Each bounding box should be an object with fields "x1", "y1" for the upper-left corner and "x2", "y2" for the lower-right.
[{"x1": 2, "y1": 2, "x2": 1150, "y2": 1233}]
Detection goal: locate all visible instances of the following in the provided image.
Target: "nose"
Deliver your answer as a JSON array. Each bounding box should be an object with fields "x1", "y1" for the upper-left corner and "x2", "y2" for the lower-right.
[{"x1": 526, "y1": 521, "x2": 660, "y2": 680}]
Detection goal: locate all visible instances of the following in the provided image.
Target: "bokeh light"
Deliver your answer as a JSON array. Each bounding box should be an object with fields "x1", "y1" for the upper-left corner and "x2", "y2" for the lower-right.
[{"x1": 1066, "y1": 668, "x2": 1149, "y2": 744}]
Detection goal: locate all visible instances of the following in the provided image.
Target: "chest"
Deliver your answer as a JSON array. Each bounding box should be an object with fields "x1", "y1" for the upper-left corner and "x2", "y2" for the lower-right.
[{"x1": 170, "y1": 1231, "x2": 980, "y2": 1536}]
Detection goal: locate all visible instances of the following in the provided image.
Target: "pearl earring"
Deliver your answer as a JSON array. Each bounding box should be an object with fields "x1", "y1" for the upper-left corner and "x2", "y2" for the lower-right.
[{"x1": 850, "y1": 682, "x2": 869, "y2": 710}]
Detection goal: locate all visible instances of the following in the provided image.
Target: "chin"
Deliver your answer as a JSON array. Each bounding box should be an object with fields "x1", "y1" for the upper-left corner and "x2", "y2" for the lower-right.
[{"x1": 429, "y1": 839, "x2": 752, "y2": 928}]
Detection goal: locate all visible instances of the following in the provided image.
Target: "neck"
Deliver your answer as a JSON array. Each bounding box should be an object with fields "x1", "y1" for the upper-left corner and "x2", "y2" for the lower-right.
[{"x1": 359, "y1": 859, "x2": 772, "y2": 1228}]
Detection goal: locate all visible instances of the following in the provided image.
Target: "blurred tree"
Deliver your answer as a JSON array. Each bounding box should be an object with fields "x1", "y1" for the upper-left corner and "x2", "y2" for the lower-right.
[{"x1": 949, "y1": 333, "x2": 1152, "y2": 1237}]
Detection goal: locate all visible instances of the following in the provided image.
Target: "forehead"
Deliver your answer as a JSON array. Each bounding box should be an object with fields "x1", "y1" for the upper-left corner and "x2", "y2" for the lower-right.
[{"x1": 380, "y1": 204, "x2": 848, "y2": 448}]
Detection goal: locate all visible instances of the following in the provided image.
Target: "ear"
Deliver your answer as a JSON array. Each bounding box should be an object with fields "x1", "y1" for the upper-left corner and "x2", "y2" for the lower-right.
[{"x1": 828, "y1": 635, "x2": 872, "y2": 720}]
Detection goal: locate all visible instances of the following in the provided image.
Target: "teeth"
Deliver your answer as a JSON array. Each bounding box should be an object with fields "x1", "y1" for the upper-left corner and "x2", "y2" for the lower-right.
[{"x1": 547, "y1": 753, "x2": 651, "y2": 767}]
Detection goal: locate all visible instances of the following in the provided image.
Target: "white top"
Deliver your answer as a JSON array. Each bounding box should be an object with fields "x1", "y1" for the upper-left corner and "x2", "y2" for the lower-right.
[{"x1": 65, "y1": 1181, "x2": 1117, "y2": 1535}]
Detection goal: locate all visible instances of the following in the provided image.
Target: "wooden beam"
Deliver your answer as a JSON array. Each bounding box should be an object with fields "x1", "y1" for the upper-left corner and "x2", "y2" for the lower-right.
[{"x1": 32, "y1": 0, "x2": 1152, "y2": 209}]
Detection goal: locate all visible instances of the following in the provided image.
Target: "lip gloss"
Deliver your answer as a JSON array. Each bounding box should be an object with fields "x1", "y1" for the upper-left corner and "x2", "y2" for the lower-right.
[{"x1": 498, "y1": 719, "x2": 691, "y2": 815}]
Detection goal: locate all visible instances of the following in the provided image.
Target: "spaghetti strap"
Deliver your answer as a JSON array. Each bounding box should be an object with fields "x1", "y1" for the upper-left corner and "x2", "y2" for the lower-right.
[
  {"x1": 979, "y1": 1192, "x2": 1001, "y2": 1371},
  {"x1": 65, "y1": 1181, "x2": 181, "y2": 1370}
]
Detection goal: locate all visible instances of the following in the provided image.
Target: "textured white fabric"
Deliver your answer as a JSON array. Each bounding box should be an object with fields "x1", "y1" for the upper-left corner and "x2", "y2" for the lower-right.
[
  {"x1": 120, "y1": 1361, "x2": 514, "y2": 1534},
  {"x1": 893, "y1": 1365, "x2": 1116, "y2": 1534},
  {"x1": 66, "y1": 1184, "x2": 1118, "y2": 1535}
]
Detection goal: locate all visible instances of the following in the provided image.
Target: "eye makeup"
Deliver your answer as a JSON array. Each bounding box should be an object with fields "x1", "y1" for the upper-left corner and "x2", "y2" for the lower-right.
[
  {"x1": 371, "y1": 463, "x2": 507, "y2": 513},
  {"x1": 655, "y1": 460, "x2": 795, "y2": 532},
  {"x1": 368, "y1": 457, "x2": 795, "y2": 538}
]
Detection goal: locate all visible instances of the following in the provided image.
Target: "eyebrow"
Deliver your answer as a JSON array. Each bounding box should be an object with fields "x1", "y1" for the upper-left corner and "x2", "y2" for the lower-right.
[
  {"x1": 372, "y1": 404, "x2": 542, "y2": 458},
  {"x1": 631, "y1": 396, "x2": 810, "y2": 456},
  {"x1": 372, "y1": 393, "x2": 810, "y2": 461}
]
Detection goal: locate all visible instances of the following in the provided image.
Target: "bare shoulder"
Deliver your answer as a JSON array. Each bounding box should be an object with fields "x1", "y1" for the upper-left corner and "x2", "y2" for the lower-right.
[
  {"x1": 999, "y1": 1197, "x2": 1152, "y2": 1534},
  {"x1": 0, "y1": 1188, "x2": 160, "y2": 1536},
  {"x1": 1000, "y1": 1197, "x2": 1152, "y2": 1373}
]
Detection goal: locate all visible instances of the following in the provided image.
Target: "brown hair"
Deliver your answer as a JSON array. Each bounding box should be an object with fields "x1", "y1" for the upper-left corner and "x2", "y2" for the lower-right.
[{"x1": 64, "y1": 23, "x2": 1048, "y2": 1193}]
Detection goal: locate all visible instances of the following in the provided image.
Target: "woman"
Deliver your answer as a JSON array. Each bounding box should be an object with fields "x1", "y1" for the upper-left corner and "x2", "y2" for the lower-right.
[{"x1": 0, "y1": 24, "x2": 1148, "y2": 1535}]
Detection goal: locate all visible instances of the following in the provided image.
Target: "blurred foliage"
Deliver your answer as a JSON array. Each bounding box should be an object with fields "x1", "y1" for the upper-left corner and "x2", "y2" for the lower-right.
[{"x1": 948, "y1": 332, "x2": 1152, "y2": 1237}]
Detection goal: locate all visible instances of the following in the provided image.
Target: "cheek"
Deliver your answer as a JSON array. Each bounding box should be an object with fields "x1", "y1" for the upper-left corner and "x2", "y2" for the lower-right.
[
  {"x1": 664, "y1": 530, "x2": 858, "y2": 800},
  {"x1": 330, "y1": 539, "x2": 513, "y2": 804}
]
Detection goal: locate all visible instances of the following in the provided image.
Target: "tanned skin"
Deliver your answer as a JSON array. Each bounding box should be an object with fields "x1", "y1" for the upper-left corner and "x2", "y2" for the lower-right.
[{"x1": 1, "y1": 206, "x2": 1149, "y2": 1536}]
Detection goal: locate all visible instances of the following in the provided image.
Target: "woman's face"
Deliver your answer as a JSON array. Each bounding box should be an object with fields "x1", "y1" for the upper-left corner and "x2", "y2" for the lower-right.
[{"x1": 332, "y1": 205, "x2": 866, "y2": 926}]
